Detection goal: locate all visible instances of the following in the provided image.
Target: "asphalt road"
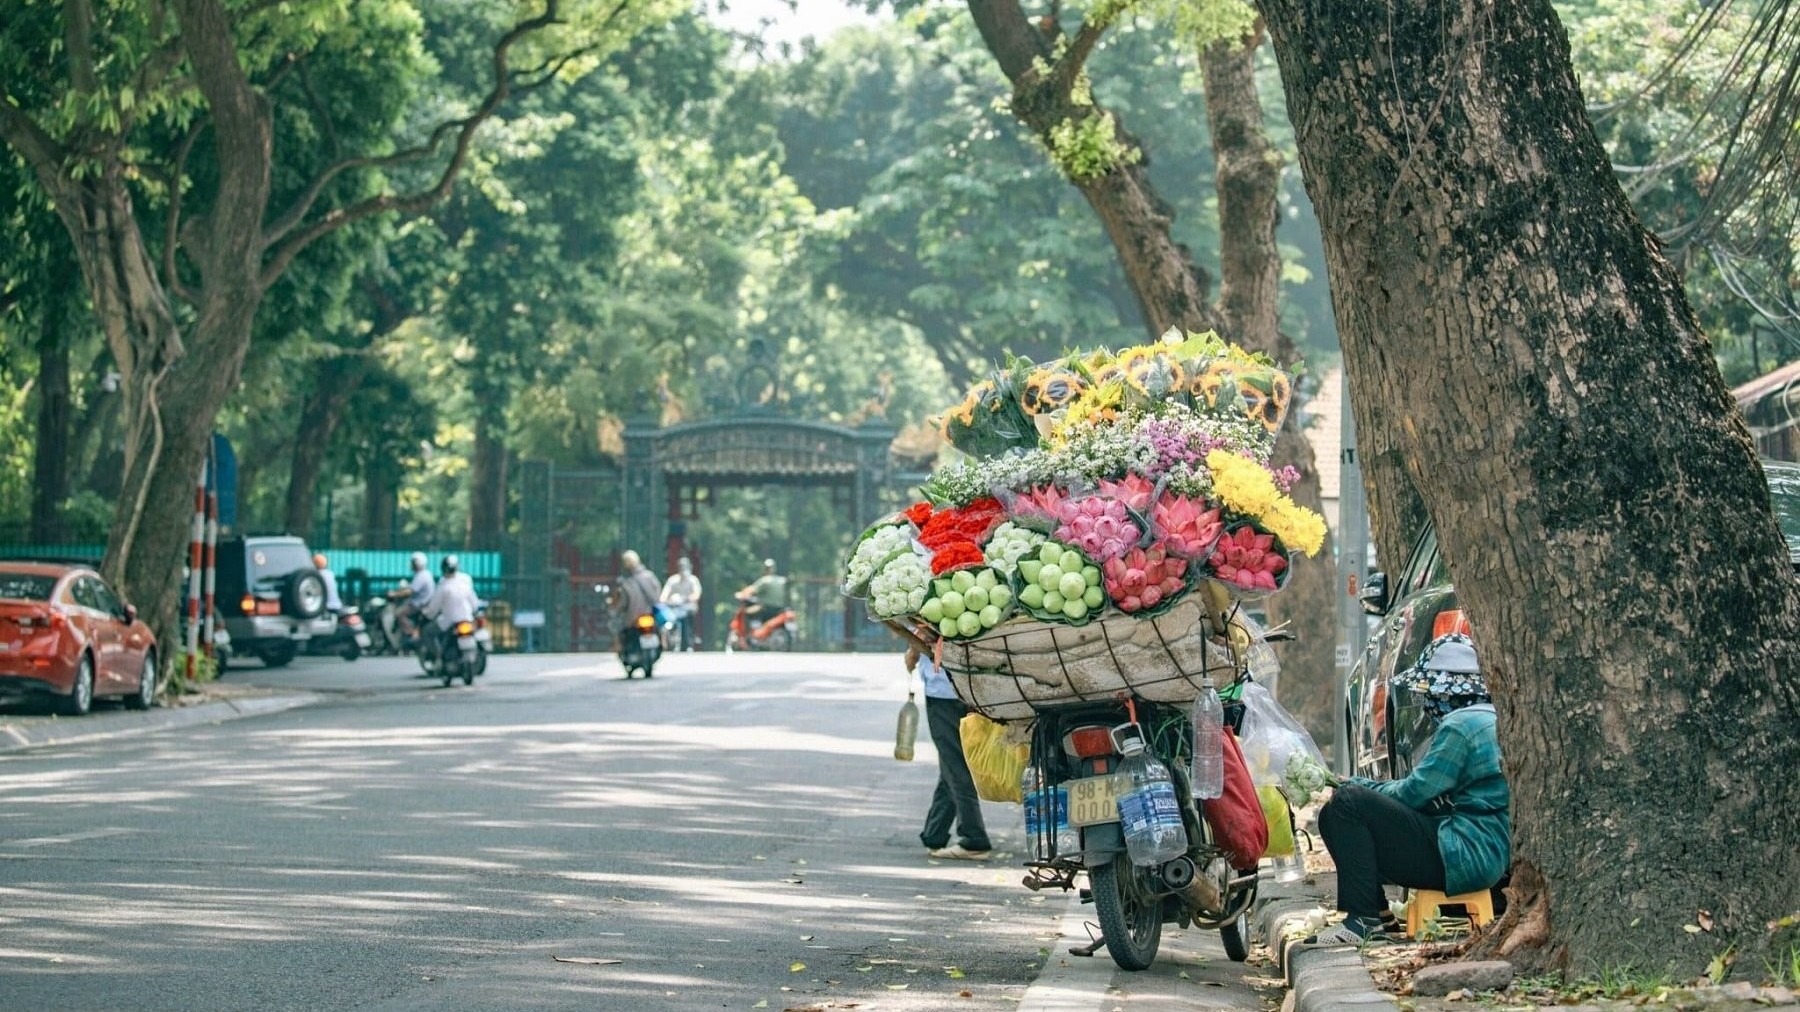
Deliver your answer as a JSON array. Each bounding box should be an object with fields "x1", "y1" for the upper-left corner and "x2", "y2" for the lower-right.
[{"x1": 0, "y1": 651, "x2": 1283, "y2": 1011}]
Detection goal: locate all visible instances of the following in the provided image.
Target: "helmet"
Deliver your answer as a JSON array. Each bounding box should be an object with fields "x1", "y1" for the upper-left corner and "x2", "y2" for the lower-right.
[
  {"x1": 312, "y1": 553, "x2": 328, "y2": 570},
  {"x1": 621, "y1": 550, "x2": 642, "y2": 570},
  {"x1": 410, "y1": 552, "x2": 427, "y2": 570},
  {"x1": 441, "y1": 554, "x2": 460, "y2": 575},
  {"x1": 763, "y1": 558, "x2": 776, "y2": 571}
]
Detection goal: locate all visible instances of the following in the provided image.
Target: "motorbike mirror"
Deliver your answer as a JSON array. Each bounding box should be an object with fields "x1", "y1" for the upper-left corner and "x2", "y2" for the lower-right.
[
  {"x1": 122, "y1": 603, "x2": 138, "y2": 624},
  {"x1": 1357, "y1": 571, "x2": 1389, "y2": 616}
]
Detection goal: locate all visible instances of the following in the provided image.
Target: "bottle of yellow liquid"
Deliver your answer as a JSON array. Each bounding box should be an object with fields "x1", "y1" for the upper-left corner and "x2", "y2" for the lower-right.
[{"x1": 895, "y1": 692, "x2": 919, "y2": 761}]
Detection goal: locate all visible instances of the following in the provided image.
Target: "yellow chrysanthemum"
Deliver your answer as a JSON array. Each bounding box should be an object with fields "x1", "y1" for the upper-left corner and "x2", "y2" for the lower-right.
[{"x1": 1205, "y1": 450, "x2": 1326, "y2": 557}]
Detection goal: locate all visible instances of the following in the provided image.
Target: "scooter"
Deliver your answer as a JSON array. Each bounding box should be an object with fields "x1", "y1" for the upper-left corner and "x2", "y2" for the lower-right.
[
  {"x1": 619, "y1": 612, "x2": 661, "y2": 678},
  {"x1": 1009, "y1": 623, "x2": 1294, "y2": 971},
  {"x1": 725, "y1": 591, "x2": 797, "y2": 652},
  {"x1": 435, "y1": 618, "x2": 482, "y2": 687},
  {"x1": 364, "y1": 591, "x2": 408, "y2": 656},
  {"x1": 303, "y1": 608, "x2": 373, "y2": 661}
]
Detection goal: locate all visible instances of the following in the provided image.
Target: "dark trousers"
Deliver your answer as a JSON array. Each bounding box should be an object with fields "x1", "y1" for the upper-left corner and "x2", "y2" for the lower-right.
[
  {"x1": 1318, "y1": 783, "x2": 1447, "y2": 919},
  {"x1": 920, "y1": 696, "x2": 990, "y2": 851}
]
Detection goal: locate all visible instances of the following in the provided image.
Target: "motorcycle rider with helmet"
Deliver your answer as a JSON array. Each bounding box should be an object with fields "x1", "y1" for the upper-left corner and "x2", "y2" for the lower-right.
[
  {"x1": 737, "y1": 559, "x2": 787, "y2": 626},
  {"x1": 422, "y1": 555, "x2": 482, "y2": 665},
  {"x1": 394, "y1": 551, "x2": 435, "y2": 649}
]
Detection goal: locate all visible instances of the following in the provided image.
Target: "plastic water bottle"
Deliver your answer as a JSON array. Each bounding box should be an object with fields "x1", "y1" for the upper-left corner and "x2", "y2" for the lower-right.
[
  {"x1": 1191, "y1": 676, "x2": 1224, "y2": 800},
  {"x1": 1021, "y1": 765, "x2": 1078, "y2": 858},
  {"x1": 894, "y1": 693, "x2": 919, "y2": 761},
  {"x1": 1116, "y1": 733, "x2": 1189, "y2": 867}
]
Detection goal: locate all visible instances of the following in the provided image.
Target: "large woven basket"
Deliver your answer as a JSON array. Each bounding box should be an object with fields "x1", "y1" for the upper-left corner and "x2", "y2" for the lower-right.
[{"x1": 898, "y1": 593, "x2": 1238, "y2": 722}]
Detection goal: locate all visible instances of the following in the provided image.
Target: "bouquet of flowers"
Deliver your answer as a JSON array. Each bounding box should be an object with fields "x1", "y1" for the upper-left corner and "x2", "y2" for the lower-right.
[
  {"x1": 846, "y1": 327, "x2": 1326, "y2": 644},
  {"x1": 1283, "y1": 751, "x2": 1338, "y2": 805}
]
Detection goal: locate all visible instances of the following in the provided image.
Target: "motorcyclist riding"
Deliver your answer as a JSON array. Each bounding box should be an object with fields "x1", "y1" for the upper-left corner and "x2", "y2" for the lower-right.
[
  {"x1": 396, "y1": 551, "x2": 435, "y2": 646},
  {"x1": 737, "y1": 559, "x2": 787, "y2": 625},
  {"x1": 422, "y1": 555, "x2": 481, "y2": 662},
  {"x1": 616, "y1": 550, "x2": 661, "y2": 629}
]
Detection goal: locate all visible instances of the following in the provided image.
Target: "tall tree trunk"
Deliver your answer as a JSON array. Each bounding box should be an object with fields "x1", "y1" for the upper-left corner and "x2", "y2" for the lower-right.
[
  {"x1": 30, "y1": 304, "x2": 73, "y2": 543},
  {"x1": 284, "y1": 356, "x2": 367, "y2": 536},
  {"x1": 363, "y1": 462, "x2": 396, "y2": 550},
  {"x1": 466, "y1": 406, "x2": 508, "y2": 551},
  {"x1": 1259, "y1": 0, "x2": 1800, "y2": 974},
  {"x1": 964, "y1": 0, "x2": 1218, "y2": 335},
  {"x1": 1199, "y1": 27, "x2": 1338, "y2": 741}
]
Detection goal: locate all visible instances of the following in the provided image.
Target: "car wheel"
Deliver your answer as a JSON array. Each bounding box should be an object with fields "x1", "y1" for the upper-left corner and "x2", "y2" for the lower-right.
[
  {"x1": 261, "y1": 642, "x2": 297, "y2": 668},
  {"x1": 61, "y1": 655, "x2": 95, "y2": 716},
  {"x1": 284, "y1": 571, "x2": 327, "y2": 619},
  {"x1": 125, "y1": 653, "x2": 157, "y2": 710}
]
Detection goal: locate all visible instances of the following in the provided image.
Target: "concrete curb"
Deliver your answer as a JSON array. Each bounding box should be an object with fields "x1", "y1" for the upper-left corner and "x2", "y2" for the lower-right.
[
  {"x1": 0, "y1": 692, "x2": 322, "y2": 754},
  {"x1": 1259, "y1": 894, "x2": 1400, "y2": 1012}
]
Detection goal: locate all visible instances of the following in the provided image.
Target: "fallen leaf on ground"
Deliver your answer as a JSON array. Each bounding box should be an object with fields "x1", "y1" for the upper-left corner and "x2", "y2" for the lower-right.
[
  {"x1": 790, "y1": 962, "x2": 807, "y2": 972},
  {"x1": 886, "y1": 984, "x2": 909, "y2": 990},
  {"x1": 1697, "y1": 910, "x2": 1714, "y2": 932},
  {"x1": 752, "y1": 1002, "x2": 769, "y2": 1009},
  {"x1": 551, "y1": 956, "x2": 622, "y2": 965}
]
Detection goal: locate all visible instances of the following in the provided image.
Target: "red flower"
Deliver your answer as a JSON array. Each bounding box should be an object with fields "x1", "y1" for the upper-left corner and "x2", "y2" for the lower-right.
[
  {"x1": 930, "y1": 541, "x2": 985, "y2": 574},
  {"x1": 903, "y1": 502, "x2": 934, "y2": 527},
  {"x1": 918, "y1": 498, "x2": 1006, "y2": 550}
]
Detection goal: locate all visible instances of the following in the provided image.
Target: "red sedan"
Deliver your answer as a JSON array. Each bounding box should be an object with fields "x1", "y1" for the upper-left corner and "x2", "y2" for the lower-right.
[{"x1": 0, "y1": 562, "x2": 157, "y2": 715}]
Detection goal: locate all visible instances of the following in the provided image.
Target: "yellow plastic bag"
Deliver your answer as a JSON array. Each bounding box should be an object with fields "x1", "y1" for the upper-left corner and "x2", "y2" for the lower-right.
[
  {"x1": 961, "y1": 713, "x2": 1029, "y2": 803},
  {"x1": 1258, "y1": 785, "x2": 1296, "y2": 858}
]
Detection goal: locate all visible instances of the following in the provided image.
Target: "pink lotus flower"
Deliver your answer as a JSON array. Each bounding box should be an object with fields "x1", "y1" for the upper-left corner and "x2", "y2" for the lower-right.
[
  {"x1": 1019, "y1": 484, "x2": 1070, "y2": 523},
  {"x1": 1207, "y1": 526, "x2": 1290, "y2": 592},
  {"x1": 1055, "y1": 496, "x2": 1143, "y2": 562},
  {"x1": 1104, "y1": 542, "x2": 1190, "y2": 612},
  {"x1": 1098, "y1": 474, "x2": 1157, "y2": 512},
  {"x1": 1153, "y1": 492, "x2": 1224, "y2": 559}
]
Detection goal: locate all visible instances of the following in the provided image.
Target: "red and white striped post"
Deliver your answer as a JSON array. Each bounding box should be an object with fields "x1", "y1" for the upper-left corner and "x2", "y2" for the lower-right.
[
  {"x1": 184, "y1": 473, "x2": 205, "y2": 684},
  {"x1": 203, "y1": 489, "x2": 218, "y2": 658}
]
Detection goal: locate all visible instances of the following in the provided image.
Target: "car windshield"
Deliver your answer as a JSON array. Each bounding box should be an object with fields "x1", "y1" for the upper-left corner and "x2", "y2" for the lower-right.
[
  {"x1": 249, "y1": 542, "x2": 314, "y2": 590},
  {"x1": 0, "y1": 573, "x2": 57, "y2": 601},
  {"x1": 1766, "y1": 461, "x2": 1800, "y2": 559}
]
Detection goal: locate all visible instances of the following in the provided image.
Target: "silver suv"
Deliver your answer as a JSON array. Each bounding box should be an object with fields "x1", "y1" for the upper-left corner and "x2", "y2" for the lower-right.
[{"x1": 216, "y1": 536, "x2": 334, "y2": 668}]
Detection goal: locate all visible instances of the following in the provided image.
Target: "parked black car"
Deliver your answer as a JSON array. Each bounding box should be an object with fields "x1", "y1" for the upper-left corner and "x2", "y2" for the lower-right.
[
  {"x1": 1345, "y1": 459, "x2": 1800, "y2": 780},
  {"x1": 215, "y1": 536, "x2": 334, "y2": 668}
]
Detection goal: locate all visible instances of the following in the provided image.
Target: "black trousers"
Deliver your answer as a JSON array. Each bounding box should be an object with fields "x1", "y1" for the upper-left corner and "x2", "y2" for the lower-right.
[
  {"x1": 920, "y1": 696, "x2": 991, "y2": 851},
  {"x1": 1318, "y1": 783, "x2": 1447, "y2": 919}
]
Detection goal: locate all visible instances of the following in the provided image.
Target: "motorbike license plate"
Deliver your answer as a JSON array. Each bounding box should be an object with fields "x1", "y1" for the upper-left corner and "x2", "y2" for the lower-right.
[
  {"x1": 638, "y1": 633, "x2": 660, "y2": 650},
  {"x1": 1066, "y1": 773, "x2": 1126, "y2": 827},
  {"x1": 457, "y1": 635, "x2": 477, "y2": 650}
]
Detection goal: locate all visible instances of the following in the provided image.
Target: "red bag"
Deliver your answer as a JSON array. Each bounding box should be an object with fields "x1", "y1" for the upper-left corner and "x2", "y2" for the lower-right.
[{"x1": 1201, "y1": 730, "x2": 1269, "y2": 870}]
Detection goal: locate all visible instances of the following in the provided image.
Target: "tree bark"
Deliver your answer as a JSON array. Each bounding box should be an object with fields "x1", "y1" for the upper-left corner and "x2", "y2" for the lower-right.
[
  {"x1": 1199, "y1": 26, "x2": 1338, "y2": 741},
  {"x1": 1259, "y1": 0, "x2": 1800, "y2": 974},
  {"x1": 30, "y1": 303, "x2": 73, "y2": 543},
  {"x1": 964, "y1": 0, "x2": 1218, "y2": 335},
  {"x1": 284, "y1": 356, "x2": 368, "y2": 537},
  {"x1": 363, "y1": 462, "x2": 396, "y2": 550},
  {"x1": 466, "y1": 407, "x2": 509, "y2": 551}
]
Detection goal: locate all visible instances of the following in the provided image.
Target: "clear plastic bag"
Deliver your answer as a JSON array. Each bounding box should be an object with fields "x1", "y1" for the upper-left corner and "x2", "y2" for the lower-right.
[{"x1": 1236, "y1": 680, "x2": 1325, "y2": 787}]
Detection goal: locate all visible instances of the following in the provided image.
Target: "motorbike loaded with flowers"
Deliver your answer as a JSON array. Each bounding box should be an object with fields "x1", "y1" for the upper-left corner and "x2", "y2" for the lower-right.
[{"x1": 843, "y1": 329, "x2": 1328, "y2": 970}]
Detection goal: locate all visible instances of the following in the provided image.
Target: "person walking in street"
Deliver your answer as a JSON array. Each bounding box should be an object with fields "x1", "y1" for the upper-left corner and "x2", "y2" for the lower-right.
[
  {"x1": 1307, "y1": 634, "x2": 1511, "y2": 943},
  {"x1": 908, "y1": 644, "x2": 991, "y2": 861},
  {"x1": 660, "y1": 557, "x2": 703, "y2": 651}
]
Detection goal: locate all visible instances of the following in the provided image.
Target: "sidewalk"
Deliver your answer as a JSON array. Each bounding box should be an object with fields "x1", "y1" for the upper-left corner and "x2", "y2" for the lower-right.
[{"x1": 0, "y1": 681, "x2": 321, "y2": 754}]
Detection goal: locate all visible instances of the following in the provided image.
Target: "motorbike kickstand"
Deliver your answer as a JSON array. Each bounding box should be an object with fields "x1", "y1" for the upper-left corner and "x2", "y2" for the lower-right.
[{"x1": 1068, "y1": 921, "x2": 1109, "y2": 958}]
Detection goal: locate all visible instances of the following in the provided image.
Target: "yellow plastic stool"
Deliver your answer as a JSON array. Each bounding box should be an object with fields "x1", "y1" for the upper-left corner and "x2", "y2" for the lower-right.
[{"x1": 1405, "y1": 888, "x2": 1495, "y2": 937}]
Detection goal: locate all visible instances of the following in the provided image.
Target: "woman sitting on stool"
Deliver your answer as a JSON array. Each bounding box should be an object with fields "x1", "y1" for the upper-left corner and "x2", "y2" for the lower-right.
[{"x1": 1310, "y1": 634, "x2": 1510, "y2": 944}]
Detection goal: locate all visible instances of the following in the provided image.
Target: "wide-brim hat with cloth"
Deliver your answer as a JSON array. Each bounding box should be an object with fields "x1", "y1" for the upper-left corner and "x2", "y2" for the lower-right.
[{"x1": 1394, "y1": 632, "x2": 1489, "y2": 700}]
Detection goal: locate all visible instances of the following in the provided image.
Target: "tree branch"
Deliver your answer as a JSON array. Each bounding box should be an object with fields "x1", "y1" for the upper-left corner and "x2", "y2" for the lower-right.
[
  {"x1": 0, "y1": 98, "x2": 71, "y2": 194},
  {"x1": 162, "y1": 123, "x2": 203, "y2": 305},
  {"x1": 258, "y1": 0, "x2": 575, "y2": 287},
  {"x1": 1055, "y1": 18, "x2": 1107, "y2": 90},
  {"x1": 172, "y1": 0, "x2": 273, "y2": 277},
  {"x1": 965, "y1": 0, "x2": 1054, "y2": 84},
  {"x1": 65, "y1": 0, "x2": 101, "y2": 94}
]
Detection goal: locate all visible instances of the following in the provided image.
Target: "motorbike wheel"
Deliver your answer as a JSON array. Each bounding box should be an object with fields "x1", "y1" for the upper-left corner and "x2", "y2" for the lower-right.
[
  {"x1": 1219, "y1": 908, "x2": 1250, "y2": 962},
  {"x1": 643, "y1": 658, "x2": 656, "y2": 679},
  {"x1": 773, "y1": 626, "x2": 795, "y2": 651},
  {"x1": 440, "y1": 666, "x2": 454, "y2": 688},
  {"x1": 1091, "y1": 856, "x2": 1163, "y2": 971},
  {"x1": 342, "y1": 641, "x2": 362, "y2": 662},
  {"x1": 461, "y1": 661, "x2": 475, "y2": 686},
  {"x1": 474, "y1": 650, "x2": 487, "y2": 676}
]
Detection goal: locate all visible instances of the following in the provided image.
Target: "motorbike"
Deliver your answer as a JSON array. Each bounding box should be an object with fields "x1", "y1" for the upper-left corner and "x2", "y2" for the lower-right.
[
  {"x1": 620, "y1": 611, "x2": 662, "y2": 678},
  {"x1": 302, "y1": 608, "x2": 373, "y2": 661},
  {"x1": 1012, "y1": 625, "x2": 1294, "y2": 971},
  {"x1": 433, "y1": 610, "x2": 490, "y2": 687},
  {"x1": 725, "y1": 591, "x2": 797, "y2": 652},
  {"x1": 364, "y1": 590, "x2": 409, "y2": 656}
]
